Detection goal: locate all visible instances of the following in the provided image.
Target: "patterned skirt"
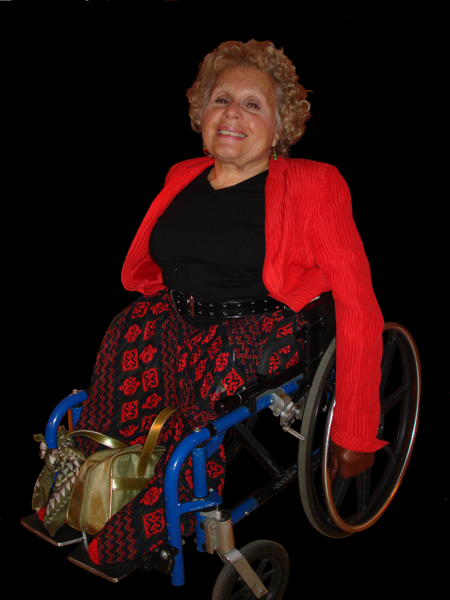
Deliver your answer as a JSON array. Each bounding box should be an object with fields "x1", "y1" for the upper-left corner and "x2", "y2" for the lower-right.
[{"x1": 74, "y1": 290, "x2": 304, "y2": 564}]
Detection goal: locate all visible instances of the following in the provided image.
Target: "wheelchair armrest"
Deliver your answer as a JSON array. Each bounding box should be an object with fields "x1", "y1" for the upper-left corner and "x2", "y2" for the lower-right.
[
  {"x1": 215, "y1": 333, "x2": 305, "y2": 416},
  {"x1": 45, "y1": 389, "x2": 88, "y2": 449},
  {"x1": 256, "y1": 334, "x2": 297, "y2": 378},
  {"x1": 256, "y1": 333, "x2": 305, "y2": 389},
  {"x1": 300, "y1": 292, "x2": 336, "y2": 378}
]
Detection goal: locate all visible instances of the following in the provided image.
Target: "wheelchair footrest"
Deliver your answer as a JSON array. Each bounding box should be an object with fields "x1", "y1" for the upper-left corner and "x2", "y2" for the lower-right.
[
  {"x1": 21, "y1": 514, "x2": 83, "y2": 547},
  {"x1": 67, "y1": 542, "x2": 139, "y2": 583}
]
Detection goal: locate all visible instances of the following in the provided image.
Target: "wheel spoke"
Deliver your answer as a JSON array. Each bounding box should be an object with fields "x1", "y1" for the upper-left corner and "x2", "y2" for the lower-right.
[
  {"x1": 382, "y1": 443, "x2": 393, "y2": 458},
  {"x1": 254, "y1": 558, "x2": 269, "y2": 578},
  {"x1": 231, "y1": 584, "x2": 251, "y2": 600},
  {"x1": 380, "y1": 332, "x2": 399, "y2": 399},
  {"x1": 325, "y1": 381, "x2": 335, "y2": 396},
  {"x1": 331, "y1": 476, "x2": 352, "y2": 510},
  {"x1": 382, "y1": 444, "x2": 407, "y2": 469},
  {"x1": 382, "y1": 443, "x2": 404, "y2": 463},
  {"x1": 355, "y1": 468, "x2": 371, "y2": 518},
  {"x1": 260, "y1": 568, "x2": 277, "y2": 584},
  {"x1": 381, "y1": 383, "x2": 407, "y2": 415}
]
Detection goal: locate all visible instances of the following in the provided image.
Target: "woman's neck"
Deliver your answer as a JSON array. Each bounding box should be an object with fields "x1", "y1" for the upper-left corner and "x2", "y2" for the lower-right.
[{"x1": 207, "y1": 159, "x2": 269, "y2": 190}]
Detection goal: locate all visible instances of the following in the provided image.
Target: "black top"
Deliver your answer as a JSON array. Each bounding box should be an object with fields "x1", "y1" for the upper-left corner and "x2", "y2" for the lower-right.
[{"x1": 149, "y1": 168, "x2": 268, "y2": 301}]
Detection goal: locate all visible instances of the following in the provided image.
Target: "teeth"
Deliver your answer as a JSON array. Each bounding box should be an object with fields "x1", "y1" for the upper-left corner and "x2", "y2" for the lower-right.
[{"x1": 217, "y1": 130, "x2": 246, "y2": 138}]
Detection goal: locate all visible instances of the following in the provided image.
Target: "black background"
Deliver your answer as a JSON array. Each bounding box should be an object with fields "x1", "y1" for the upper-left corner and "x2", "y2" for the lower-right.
[{"x1": 4, "y1": 13, "x2": 444, "y2": 597}]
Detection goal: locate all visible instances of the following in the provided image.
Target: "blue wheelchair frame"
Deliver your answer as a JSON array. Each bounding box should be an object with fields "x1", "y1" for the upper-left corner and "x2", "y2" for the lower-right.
[{"x1": 44, "y1": 371, "x2": 305, "y2": 587}]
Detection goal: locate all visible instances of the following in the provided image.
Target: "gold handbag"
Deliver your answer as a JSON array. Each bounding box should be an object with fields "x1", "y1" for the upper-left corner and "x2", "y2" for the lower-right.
[{"x1": 67, "y1": 406, "x2": 177, "y2": 536}]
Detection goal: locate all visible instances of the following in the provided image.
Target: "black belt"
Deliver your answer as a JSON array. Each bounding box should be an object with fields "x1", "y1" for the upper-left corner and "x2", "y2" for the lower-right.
[{"x1": 169, "y1": 290, "x2": 291, "y2": 319}]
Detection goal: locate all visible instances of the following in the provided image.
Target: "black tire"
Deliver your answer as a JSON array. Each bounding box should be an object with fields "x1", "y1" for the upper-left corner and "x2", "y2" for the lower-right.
[{"x1": 212, "y1": 540, "x2": 289, "y2": 600}]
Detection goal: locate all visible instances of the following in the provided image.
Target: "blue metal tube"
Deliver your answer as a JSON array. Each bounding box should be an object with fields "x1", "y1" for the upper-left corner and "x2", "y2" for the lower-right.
[
  {"x1": 207, "y1": 394, "x2": 273, "y2": 435},
  {"x1": 70, "y1": 404, "x2": 85, "y2": 429},
  {"x1": 164, "y1": 427, "x2": 211, "y2": 586},
  {"x1": 282, "y1": 374, "x2": 304, "y2": 396},
  {"x1": 230, "y1": 496, "x2": 260, "y2": 525},
  {"x1": 191, "y1": 444, "x2": 209, "y2": 554},
  {"x1": 45, "y1": 390, "x2": 88, "y2": 448},
  {"x1": 192, "y1": 445, "x2": 208, "y2": 499}
]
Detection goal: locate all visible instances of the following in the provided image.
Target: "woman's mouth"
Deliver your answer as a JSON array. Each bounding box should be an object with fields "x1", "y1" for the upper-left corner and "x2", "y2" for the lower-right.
[{"x1": 217, "y1": 129, "x2": 247, "y2": 138}]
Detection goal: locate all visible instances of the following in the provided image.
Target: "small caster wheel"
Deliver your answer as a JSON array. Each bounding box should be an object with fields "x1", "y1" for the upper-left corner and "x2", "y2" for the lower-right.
[{"x1": 212, "y1": 540, "x2": 289, "y2": 600}]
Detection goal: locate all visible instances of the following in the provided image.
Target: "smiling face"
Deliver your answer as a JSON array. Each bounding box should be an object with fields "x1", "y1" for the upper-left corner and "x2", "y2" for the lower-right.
[{"x1": 201, "y1": 65, "x2": 280, "y2": 176}]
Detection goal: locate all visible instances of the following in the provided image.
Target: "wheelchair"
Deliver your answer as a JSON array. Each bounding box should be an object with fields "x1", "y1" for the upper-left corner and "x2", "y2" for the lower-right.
[{"x1": 21, "y1": 292, "x2": 421, "y2": 599}]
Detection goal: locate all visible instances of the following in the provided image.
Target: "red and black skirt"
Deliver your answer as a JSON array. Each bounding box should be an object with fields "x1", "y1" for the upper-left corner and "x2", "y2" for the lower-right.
[{"x1": 74, "y1": 290, "x2": 304, "y2": 564}]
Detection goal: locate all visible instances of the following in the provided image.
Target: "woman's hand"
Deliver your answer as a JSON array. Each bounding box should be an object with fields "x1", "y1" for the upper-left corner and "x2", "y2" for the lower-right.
[{"x1": 329, "y1": 441, "x2": 375, "y2": 482}]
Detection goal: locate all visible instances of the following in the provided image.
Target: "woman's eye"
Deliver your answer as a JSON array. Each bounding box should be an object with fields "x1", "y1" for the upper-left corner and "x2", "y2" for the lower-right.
[
  {"x1": 215, "y1": 97, "x2": 228, "y2": 104},
  {"x1": 247, "y1": 101, "x2": 260, "y2": 109}
]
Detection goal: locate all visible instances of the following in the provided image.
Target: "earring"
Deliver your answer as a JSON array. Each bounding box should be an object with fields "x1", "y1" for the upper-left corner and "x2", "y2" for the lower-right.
[
  {"x1": 203, "y1": 144, "x2": 209, "y2": 155},
  {"x1": 272, "y1": 148, "x2": 278, "y2": 162}
]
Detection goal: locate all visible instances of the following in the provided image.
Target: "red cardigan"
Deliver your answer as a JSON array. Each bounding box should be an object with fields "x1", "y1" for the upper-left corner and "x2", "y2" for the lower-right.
[{"x1": 122, "y1": 156, "x2": 386, "y2": 453}]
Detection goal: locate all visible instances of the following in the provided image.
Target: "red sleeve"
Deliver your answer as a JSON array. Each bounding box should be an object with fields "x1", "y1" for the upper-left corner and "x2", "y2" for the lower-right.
[{"x1": 310, "y1": 165, "x2": 386, "y2": 452}]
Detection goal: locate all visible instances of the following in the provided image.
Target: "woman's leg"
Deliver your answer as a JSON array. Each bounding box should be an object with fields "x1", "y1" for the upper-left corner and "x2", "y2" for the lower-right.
[
  {"x1": 74, "y1": 292, "x2": 225, "y2": 563},
  {"x1": 77, "y1": 295, "x2": 304, "y2": 564}
]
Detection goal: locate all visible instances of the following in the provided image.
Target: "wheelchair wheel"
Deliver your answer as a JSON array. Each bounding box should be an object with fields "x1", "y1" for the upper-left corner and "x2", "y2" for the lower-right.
[
  {"x1": 298, "y1": 324, "x2": 421, "y2": 537},
  {"x1": 212, "y1": 540, "x2": 289, "y2": 600}
]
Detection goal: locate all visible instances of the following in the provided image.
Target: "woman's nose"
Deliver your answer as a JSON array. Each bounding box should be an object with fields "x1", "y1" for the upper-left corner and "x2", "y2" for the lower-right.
[{"x1": 225, "y1": 100, "x2": 241, "y2": 118}]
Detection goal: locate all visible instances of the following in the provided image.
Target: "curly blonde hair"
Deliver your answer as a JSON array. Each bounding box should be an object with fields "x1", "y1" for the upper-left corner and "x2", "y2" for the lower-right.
[{"x1": 186, "y1": 40, "x2": 311, "y2": 158}]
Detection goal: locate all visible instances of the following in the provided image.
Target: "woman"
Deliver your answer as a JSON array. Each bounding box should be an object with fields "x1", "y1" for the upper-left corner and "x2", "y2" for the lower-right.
[{"x1": 67, "y1": 40, "x2": 385, "y2": 565}]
